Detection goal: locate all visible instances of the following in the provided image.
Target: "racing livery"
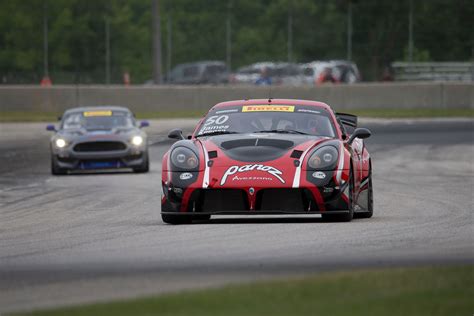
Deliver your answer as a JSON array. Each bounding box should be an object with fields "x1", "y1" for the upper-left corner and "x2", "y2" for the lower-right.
[
  {"x1": 161, "y1": 99, "x2": 373, "y2": 224},
  {"x1": 46, "y1": 106, "x2": 149, "y2": 174}
]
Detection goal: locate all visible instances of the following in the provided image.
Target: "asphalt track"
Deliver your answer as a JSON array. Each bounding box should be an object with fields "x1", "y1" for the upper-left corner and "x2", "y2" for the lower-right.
[{"x1": 0, "y1": 118, "x2": 473, "y2": 313}]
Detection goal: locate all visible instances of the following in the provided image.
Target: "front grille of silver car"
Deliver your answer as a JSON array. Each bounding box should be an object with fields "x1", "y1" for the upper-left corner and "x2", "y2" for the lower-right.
[{"x1": 73, "y1": 141, "x2": 126, "y2": 152}]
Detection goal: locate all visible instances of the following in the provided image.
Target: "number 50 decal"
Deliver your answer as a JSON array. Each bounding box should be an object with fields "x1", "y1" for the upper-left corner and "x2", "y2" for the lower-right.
[{"x1": 204, "y1": 115, "x2": 229, "y2": 126}]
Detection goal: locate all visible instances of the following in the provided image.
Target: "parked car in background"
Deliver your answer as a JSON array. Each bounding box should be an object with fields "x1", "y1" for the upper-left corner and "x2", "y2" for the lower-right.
[
  {"x1": 166, "y1": 61, "x2": 228, "y2": 85},
  {"x1": 302, "y1": 60, "x2": 361, "y2": 85},
  {"x1": 230, "y1": 62, "x2": 305, "y2": 86}
]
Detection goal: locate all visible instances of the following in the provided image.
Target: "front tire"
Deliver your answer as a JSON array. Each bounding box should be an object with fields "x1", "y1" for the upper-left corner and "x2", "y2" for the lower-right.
[
  {"x1": 161, "y1": 213, "x2": 192, "y2": 225},
  {"x1": 51, "y1": 156, "x2": 67, "y2": 175},
  {"x1": 354, "y1": 167, "x2": 373, "y2": 219},
  {"x1": 133, "y1": 152, "x2": 149, "y2": 173},
  {"x1": 322, "y1": 167, "x2": 354, "y2": 222}
]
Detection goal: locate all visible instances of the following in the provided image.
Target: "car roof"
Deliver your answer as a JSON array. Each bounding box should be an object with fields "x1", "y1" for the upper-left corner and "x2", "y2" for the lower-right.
[
  {"x1": 63, "y1": 106, "x2": 132, "y2": 115},
  {"x1": 212, "y1": 99, "x2": 332, "y2": 111}
]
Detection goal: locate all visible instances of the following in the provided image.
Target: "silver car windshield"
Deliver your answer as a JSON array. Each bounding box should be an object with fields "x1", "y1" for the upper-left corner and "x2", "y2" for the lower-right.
[{"x1": 62, "y1": 112, "x2": 135, "y2": 130}]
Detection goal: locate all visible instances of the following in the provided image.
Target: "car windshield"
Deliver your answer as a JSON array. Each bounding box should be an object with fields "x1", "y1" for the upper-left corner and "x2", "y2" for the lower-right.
[
  {"x1": 196, "y1": 105, "x2": 336, "y2": 137},
  {"x1": 61, "y1": 111, "x2": 135, "y2": 130}
]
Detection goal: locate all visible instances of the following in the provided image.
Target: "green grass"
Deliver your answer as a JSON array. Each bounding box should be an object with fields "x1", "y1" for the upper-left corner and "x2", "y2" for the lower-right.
[
  {"x1": 0, "y1": 108, "x2": 473, "y2": 122},
  {"x1": 13, "y1": 265, "x2": 473, "y2": 316}
]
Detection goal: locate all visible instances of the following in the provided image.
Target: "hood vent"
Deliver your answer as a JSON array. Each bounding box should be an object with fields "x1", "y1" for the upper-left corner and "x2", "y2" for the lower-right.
[
  {"x1": 208, "y1": 150, "x2": 218, "y2": 158},
  {"x1": 290, "y1": 150, "x2": 303, "y2": 159},
  {"x1": 221, "y1": 138, "x2": 294, "y2": 150}
]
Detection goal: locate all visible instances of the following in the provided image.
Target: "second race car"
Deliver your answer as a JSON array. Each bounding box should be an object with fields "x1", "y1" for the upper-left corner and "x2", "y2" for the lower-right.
[
  {"x1": 161, "y1": 99, "x2": 373, "y2": 224},
  {"x1": 46, "y1": 106, "x2": 149, "y2": 174}
]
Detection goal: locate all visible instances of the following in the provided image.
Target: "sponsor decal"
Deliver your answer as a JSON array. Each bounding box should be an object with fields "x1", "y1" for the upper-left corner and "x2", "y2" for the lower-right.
[
  {"x1": 83, "y1": 111, "x2": 112, "y2": 117},
  {"x1": 297, "y1": 109, "x2": 320, "y2": 114},
  {"x1": 221, "y1": 164, "x2": 285, "y2": 185},
  {"x1": 179, "y1": 172, "x2": 193, "y2": 180},
  {"x1": 242, "y1": 105, "x2": 295, "y2": 112},
  {"x1": 199, "y1": 115, "x2": 230, "y2": 134},
  {"x1": 215, "y1": 109, "x2": 239, "y2": 114},
  {"x1": 312, "y1": 171, "x2": 326, "y2": 179}
]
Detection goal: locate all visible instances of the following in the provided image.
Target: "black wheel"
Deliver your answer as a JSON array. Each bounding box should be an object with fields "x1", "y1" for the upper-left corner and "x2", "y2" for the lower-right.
[
  {"x1": 161, "y1": 213, "x2": 192, "y2": 225},
  {"x1": 133, "y1": 152, "x2": 149, "y2": 173},
  {"x1": 322, "y1": 167, "x2": 354, "y2": 222},
  {"x1": 354, "y1": 166, "x2": 373, "y2": 219},
  {"x1": 51, "y1": 155, "x2": 67, "y2": 175}
]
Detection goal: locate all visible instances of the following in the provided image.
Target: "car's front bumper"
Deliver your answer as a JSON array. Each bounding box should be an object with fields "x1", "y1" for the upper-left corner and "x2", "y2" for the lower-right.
[
  {"x1": 161, "y1": 181, "x2": 350, "y2": 215},
  {"x1": 53, "y1": 146, "x2": 147, "y2": 170}
]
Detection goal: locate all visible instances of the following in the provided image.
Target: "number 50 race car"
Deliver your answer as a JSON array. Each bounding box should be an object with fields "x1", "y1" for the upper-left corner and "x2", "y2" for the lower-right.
[{"x1": 161, "y1": 99, "x2": 373, "y2": 224}]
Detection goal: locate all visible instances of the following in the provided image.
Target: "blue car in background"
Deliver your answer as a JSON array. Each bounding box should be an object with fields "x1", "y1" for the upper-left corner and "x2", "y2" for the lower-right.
[{"x1": 46, "y1": 106, "x2": 149, "y2": 174}]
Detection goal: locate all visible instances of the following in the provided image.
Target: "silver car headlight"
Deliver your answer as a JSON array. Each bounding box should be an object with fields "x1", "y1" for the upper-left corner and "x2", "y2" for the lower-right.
[
  {"x1": 55, "y1": 138, "x2": 67, "y2": 148},
  {"x1": 131, "y1": 135, "x2": 144, "y2": 146},
  {"x1": 307, "y1": 146, "x2": 339, "y2": 170},
  {"x1": 170, "y1": 147, "x2": 199, "y2": 170}
]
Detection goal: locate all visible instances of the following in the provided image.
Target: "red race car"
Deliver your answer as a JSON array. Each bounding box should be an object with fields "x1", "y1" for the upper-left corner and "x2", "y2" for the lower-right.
[{"x1": 161, "y1": 99, "x2": 373, "y2": 224}]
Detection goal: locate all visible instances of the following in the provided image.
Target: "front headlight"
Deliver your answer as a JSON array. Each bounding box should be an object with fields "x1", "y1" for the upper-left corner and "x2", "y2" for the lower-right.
[
  {"x1": 170, "y1": 147, "x2": 199, "y2": 170},
  {"x1": 55, "y1": 138, "x2": 67, "y2": 148},
  {"x1": 131, "y1": 135, "x2": 144, "y2": 146},
  {"x1": 307, "y1": 146, "x2": 339, "y2": 170}
]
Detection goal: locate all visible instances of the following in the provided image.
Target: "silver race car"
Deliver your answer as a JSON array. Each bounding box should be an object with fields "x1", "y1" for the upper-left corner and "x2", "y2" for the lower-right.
[{"x1": 46, "y1": 106, "x2": 149, "y2": 174}]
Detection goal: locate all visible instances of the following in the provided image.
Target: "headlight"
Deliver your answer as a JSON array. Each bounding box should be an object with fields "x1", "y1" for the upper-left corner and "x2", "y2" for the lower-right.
[
  {"x1": 131, "y1": 135, "x2": 144, "y2": 146},
  {"x1": 55, "y1": 138, "x2": 67, "y2": 148},
  {"x1": 307, "y1": 146, "x2": 339, "y2": 170},
  {"x1": 170, "y1": 147, "x2": 199, "y2": 169}
]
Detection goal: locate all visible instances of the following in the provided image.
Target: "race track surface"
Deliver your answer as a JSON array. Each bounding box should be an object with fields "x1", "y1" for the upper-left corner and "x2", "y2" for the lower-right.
[{"x1": 0, "y1": 118, "x2": 473, "y2": 312}]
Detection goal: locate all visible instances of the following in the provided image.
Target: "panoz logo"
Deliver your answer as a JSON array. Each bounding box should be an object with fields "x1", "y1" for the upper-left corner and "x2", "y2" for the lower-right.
[
  {"x1": 242, "y1": 105, "x2": 295, "y2": 112},
  {"x1": 221, "y1": 164, "x2": 285, "y2": 185}
]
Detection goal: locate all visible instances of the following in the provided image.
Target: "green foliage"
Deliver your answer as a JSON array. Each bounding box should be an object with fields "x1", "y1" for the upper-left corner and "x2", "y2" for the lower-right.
[{"x1": 0, "y1": 0, "x2": 472, "y2": 83}]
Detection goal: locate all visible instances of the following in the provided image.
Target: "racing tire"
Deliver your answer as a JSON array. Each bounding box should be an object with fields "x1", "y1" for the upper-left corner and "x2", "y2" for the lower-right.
[
  {"x1": 161, "y1": 213, "x2": 193, "y2": 225},
  {"x1": 133, "y1": 152, "x2": 149, "y2": 173},
  {"x1": 51, "y1": 156, "x2": 68, "y2": 175},
  {"x1": 322, "y1": 167, "x2": 354, "y2": 222},
  {"x1": 354, "y1": 165, "x2": 373, "y2": 219}
]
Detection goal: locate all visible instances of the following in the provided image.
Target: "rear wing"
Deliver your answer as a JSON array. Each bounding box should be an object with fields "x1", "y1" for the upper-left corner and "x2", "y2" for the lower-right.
[{"x1": 335, "y1": 112, "x2": 357, "y2": 134}]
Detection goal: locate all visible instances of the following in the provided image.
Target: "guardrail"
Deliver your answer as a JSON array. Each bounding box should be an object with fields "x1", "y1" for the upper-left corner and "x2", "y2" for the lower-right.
[
  {"x1": 392, "y1": 62, "x2": 474, "y2": 82},
  {"x1": 0, "y1": 82, "x2": 472, "y2": 113}
]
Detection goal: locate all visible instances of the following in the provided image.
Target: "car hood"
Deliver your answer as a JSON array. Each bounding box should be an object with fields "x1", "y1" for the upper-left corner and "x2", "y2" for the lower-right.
[{"x1": 195, "y1": 133, "x2": 333, "y2": 188}]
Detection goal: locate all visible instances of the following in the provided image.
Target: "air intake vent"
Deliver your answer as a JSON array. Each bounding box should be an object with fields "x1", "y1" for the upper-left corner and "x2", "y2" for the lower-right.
[
  {"x1": 290, "y1": 150, "x2": 303, "y2": 158},
  {"x1": 74, "y1": 141, "x2": 126, "y2": 152},
  {"x1": 208, "y1": 151, "x2": 218, "y2": 158}
]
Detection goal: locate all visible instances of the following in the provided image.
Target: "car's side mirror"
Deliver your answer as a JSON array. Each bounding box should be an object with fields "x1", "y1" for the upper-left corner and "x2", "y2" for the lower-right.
[
  {"x1": 139, "y1": 121, "x2": 150, "y2": 128},
  {"x1": 168, "y1": 128, "x2": 185, "y2": 140},
  {"x1": 348, "y1": 128, "x2": 371, "y2": 145},
  {"x1": 46, "y1": 124, "x2": 56, "y2": 132}
]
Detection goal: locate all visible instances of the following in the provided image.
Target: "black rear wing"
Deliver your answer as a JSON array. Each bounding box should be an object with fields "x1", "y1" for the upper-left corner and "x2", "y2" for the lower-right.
[{"x1": 335, "y1": 112, "x2": 357, "y2": 134}]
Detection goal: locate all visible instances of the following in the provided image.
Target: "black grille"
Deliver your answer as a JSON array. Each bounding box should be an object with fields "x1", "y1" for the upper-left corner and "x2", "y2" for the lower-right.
[
  {"x1": 74, "y1": 141, "x2": 126, "y2": 152},
  {"x1": 201, "y1": 189, "x2": 248, "y2": 211},
  {"x1": 256, "y1": 188, "x2": 317, "y2": 212}
]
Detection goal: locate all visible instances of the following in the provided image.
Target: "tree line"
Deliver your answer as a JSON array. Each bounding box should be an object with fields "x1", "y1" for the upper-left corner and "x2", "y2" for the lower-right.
[{"x1": 0, "y1": 0, "x2": 472, "y2": 84}]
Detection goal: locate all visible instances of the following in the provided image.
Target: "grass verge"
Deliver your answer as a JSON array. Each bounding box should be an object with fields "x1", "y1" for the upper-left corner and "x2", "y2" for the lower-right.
[
  {"x1": 1, "y1": 108, "x2": 473, "y2": 122},
  {"x1": 13, "y1": 265, "x2": 473, "y2": 316}
]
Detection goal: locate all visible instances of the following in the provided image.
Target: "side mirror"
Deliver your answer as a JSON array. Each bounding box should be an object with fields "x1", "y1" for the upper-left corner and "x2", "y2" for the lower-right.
[
  {"x1": 168, "y1": 128, "x2": 185, "y2": 140},
  {"x1": 139, "y1": 121, "x2": 150, "y2": 128},
  {"x1": 46, "y1": 124, "x2": 56, "y2": 132},
  {"x1": 348, "y1": 128, "x2": 371, "y2": 145}
]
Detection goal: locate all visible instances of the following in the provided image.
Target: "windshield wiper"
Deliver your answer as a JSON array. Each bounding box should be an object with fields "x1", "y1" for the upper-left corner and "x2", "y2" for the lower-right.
[
  {"x1": 254, "y1": 129, "x2": 309, "y2": 135},
  {"x1": 196, "y1": 131, "x2": 239, "y2": 137}
]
